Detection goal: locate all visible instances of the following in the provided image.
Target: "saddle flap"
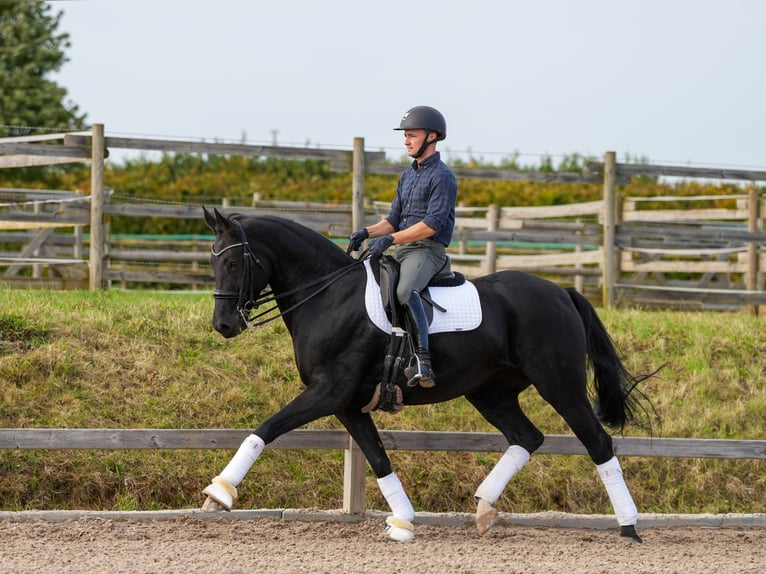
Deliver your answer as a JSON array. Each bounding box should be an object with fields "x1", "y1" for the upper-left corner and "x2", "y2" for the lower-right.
[{"x1": 377, "y1": 255, "x2": 434, "y2": 327}]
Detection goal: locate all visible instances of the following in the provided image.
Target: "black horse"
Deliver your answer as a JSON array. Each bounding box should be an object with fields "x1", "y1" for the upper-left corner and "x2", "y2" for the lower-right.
[{"x1": 200, "y1": 207, "x2": 651, "y2": 543}]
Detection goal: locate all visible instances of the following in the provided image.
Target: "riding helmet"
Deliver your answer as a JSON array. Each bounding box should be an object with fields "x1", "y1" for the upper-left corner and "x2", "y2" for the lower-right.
[{"x1": 394, "y1": 106, "x2": 447, "y2": 141}]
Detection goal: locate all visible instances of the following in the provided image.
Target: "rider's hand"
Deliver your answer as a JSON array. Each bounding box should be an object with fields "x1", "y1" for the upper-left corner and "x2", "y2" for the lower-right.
[
  {"x1": 347, "y1": 228, "x2": 369, "y2": 254},
  {"x1": 368, "y1": 234, "x2": 394, "y2": 259}
]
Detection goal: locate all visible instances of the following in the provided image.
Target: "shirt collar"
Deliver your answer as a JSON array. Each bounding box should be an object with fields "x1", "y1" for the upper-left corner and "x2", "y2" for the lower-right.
[{"x1": 411, "y1": 151, "x2": 440, "y2": 171}]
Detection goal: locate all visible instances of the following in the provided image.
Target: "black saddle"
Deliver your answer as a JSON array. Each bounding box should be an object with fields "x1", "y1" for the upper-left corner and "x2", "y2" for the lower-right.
[{"x1": 373, "y1": 255, "x2": 465, "y2": 329}]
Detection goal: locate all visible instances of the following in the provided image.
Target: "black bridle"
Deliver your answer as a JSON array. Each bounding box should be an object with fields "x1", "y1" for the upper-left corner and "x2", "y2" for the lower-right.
[
  {"x1": 211, "y1": 218, "x2": 365, "y2": 328},
  {"x1": 211, "y1": 218, "x2": 271, "y2": 326}
]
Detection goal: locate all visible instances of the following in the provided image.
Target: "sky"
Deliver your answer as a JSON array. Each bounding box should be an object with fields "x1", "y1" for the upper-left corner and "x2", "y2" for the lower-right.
[{"x1": 51, "y1": 0, "x2": 766, "y2": 170}]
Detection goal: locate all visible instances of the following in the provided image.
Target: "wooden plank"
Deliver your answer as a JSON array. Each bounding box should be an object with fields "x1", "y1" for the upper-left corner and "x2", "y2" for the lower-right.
[
  {"x1": 109, "y1": 249, "x2": 210, "y2": 263},
  {"x1": 103, "y1": 203, "x2": 349, "y2": 231},
  {"x1": 616, "y1": 284, "x2": 766, "y2": 305},
  {"x1": 453, "y1": 229, "x2": 601, "y2": 247},
  {"x1": 622, "y1": 209, "x2": 750, "y2": 222},
  {"x1": 0, "y1": 155, "x2": 86, "y2": 168},
  {"x1": 3, "y1": 229, "x2": 54, "y2": 276},
  {"x1": 618, "y1": 224, "x2": 766, "y2": 244},
  {"x1": 500, "y1": 201, "x2": 603, "y2": 219},
  {"x1": 65, "y1": 135, "x2": 384, "y2": 165},
  {"x1": 587, "y1": 161, "x2": 766, "y2": 182},
  {"x1": 1, "y1": 429, "x2": 764, "y2": 459},
  {"x1": 367, "y1": 162, "x2": 619, "y2": 183},
  {"x1": 450, "y1": 167, "x2": 606, "y2": 184},
  {"x1": 0, "y1": 276, "x2": 88, "y2": 289},
  {"x1": 105, "y1": 269, "x2": 215, "y2": 285},
  {"x1": 0, "y1": 212, "x2": 89, "y2": 227},
  {"x1": 343, "y1": 437, "x2": 367, "y2": 514},
  {"x1": 620, "y1": 259, "x2": 745, "y2": 273},
  {"x1": 0, "y1": 429, "x2": 349, "y2": 450},
  {"x1": 0, "y1": 143, "x2": 90, "y2": 158},
  {"x1": 0, "y1": 221, "x2": 83, "y2": 231},
  {"x1": 626, "y1": 194, "x2": 749, "y2": 203},
  {"x1": 0, "y1": 132, "x2": 78, "y2": 143},
  {"x1": 621, "y1": 246, "x2": 745, "y2": 256},
  {"x1": 497, "y1": 249, "x2": 603, "y2": 268}
]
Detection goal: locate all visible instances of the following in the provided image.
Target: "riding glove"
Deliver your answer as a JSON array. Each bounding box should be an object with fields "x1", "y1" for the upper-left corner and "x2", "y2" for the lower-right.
[
  {"x1": 347, "y1": 228, "x2": 369, "y2": 253},
  {"x1": 368, "y1": 235, "x2": 394, "y2": 259}
]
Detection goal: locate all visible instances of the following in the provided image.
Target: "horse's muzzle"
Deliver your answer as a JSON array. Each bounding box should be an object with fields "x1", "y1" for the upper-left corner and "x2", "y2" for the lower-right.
[{"x1": 212, "y1": 316, "x2": 245, "y2": 338}]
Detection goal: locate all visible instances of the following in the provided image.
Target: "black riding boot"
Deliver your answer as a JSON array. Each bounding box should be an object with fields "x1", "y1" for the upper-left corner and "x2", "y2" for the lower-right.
[{"x1": 403, "y1": 290, "x2": 435, "y2": 388}]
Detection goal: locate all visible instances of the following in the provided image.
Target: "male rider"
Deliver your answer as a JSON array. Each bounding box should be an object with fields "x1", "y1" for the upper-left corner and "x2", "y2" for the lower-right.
[{"x1": 348, "y1": 106, "x2": 458, "y2": 388}]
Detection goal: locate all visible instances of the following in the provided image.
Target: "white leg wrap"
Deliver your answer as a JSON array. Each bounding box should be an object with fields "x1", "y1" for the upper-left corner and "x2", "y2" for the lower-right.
[
  {"x1": 220, "y1": 434, "x2": 266, "y2": 487},
  {"x1": 378, "y1": 472, "x2": 415, "y2": 542},
  {"x1": 377, "y1": 472, "x2": 415, "y2": 522},
  {"x1": 597, "y1": 456, "x2": 638, "y2": 526},
  {"x1": 474, "y1": 445, "x2": 530, "y2": 504},
  {"x1": 202, "y1": 434, "x2": 266, "y2": 510}
]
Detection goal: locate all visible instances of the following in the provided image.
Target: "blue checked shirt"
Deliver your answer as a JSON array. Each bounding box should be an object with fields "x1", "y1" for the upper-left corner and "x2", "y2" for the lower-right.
[{"x1": 385, "y1": 152, "x2": 458, "y2": 247}]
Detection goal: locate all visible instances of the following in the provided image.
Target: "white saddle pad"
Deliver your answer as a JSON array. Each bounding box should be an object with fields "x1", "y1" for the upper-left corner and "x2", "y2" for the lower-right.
[{"x1": 363, "y1": 259, "x2": 482, "y2": 334}]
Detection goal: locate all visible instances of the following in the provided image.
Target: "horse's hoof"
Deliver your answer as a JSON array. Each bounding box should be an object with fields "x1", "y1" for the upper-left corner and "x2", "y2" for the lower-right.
[
  {"x1": 475, "y1": 498, "x2": 497, "y2": 535},
  {"x1": 620, "y1": 525, "x2": 643, "y2": 543},
  {"x1": 384, "y1": 516, "x2": 415, "y2": 542},
  {"x1": 201, "y1": 476, "x2": 237, "y2": 510},
  {"x1": 201, "y1": 496, "x2": 227, "y2": 512}
]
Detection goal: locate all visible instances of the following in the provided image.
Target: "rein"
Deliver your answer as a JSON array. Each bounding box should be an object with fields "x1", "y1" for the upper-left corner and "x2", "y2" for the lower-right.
[{"x1": 211, "y1": 219, "x2": 365, "y2": 328}]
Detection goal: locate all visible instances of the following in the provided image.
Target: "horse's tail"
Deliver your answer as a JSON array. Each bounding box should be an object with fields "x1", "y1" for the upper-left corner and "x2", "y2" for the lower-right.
[{"x1": 565, "y1": 288, "x2": 655, "y2": 432}]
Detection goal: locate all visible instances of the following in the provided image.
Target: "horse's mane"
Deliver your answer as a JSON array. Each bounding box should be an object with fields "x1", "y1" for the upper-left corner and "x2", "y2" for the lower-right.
[{"x1": 236, "y1": 213, "x2": 352, "y2": 269}]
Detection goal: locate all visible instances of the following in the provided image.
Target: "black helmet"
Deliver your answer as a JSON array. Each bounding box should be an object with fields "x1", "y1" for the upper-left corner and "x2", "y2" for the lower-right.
[{"x1": 394, "y1": 106, "x2": 447, "y2": 141}]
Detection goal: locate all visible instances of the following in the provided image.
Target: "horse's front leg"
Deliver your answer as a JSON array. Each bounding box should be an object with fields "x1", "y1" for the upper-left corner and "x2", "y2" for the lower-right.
[
  {"x1": 336, "y1": 410, "x2": 415, "y2": 542},
  {"x1": 201, "y1": 384, "x2": 339, "y2": 511}
]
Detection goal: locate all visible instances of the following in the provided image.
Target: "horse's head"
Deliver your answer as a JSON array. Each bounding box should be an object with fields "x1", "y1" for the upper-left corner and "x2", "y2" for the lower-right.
[{"x1": 203, "y1": 207, "x2": 270, "y2": 338}]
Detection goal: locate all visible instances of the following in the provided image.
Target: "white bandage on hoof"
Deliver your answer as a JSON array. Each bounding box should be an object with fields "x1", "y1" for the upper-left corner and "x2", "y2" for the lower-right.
[
  {"x1": 475, "y1": 498, "x2": 498, "y2": 535},
  {"x1": 202, "y1": 475, "x2": 238, "y2": 510},
  {"x1": 475, "y1": 445, "x2": 530, "y2": 504},
  {"x1": 597, "y1": 456, "x2": 638, "y2": 526},
  {"x1": 384, "y1": 516, "x2": 415, "y2": 542}
]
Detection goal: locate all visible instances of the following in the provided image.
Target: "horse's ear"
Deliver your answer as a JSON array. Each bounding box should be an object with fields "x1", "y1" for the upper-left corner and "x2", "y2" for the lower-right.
[
  {"x1": 202, "y1": 206, "x2": 233, "y2": 234},
  {"x1": 202, "y1": 206, "x2": 217, "y2": 232}
]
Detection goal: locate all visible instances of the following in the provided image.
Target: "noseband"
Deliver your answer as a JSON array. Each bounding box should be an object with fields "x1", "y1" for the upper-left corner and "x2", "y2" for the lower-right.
[{"x1": 211, "y1": 218, "x2": 270, "y2": 326}]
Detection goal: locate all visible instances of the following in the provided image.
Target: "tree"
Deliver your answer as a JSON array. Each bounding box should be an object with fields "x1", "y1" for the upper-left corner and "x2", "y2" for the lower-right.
[{"x1": 0, "y1": 0, "x2": 86, "y2": 137}]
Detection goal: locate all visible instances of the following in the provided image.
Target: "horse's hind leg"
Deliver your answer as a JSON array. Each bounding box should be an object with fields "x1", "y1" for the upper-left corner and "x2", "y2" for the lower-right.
[
  {"x1": 537, "y1": 379, "x2": 642, "y2": 542},
  {"x1": 466, "y1": 385, "x2": 545, "y2": 534}
]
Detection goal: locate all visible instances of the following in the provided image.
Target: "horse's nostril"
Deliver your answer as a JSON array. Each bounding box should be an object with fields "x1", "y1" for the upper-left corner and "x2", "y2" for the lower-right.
[{"x1": 213, "y1": 321, "x2": 240, "y2": 339}]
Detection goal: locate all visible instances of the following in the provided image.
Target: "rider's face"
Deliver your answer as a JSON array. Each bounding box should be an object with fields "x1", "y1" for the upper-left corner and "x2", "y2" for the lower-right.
[{"x1": 403, "y1": 129, "x2": 430, "y2": 157}]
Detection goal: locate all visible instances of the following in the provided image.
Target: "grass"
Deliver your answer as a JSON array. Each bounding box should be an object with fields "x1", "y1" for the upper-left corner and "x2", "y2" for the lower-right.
[{"x1": 0, "y1": 288, "x2": 764, "y2": 514}]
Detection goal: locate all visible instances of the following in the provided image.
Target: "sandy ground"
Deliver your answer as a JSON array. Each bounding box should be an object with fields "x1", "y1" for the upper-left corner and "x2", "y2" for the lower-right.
[{"x1": 0, "y1": 514, "x2": 764, "y2": 574}]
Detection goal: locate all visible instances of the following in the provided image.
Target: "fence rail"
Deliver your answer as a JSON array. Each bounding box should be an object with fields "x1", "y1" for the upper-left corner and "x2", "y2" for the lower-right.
[
  {"x1": 2, "y1": 428, "x2": 764, "y2": 513},
  {"x1": 2, "y1": 428, "x2": 764, "y2": 458}
]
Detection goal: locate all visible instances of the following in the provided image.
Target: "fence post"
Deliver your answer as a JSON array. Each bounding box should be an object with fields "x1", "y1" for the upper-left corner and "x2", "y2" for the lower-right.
[
  {"x1": 32, "y1": 201, "x2": 42, "y2": 279},
  {"x1": 574, "y1": 217, "x2": 584, "y2": 293},
  {"x1": 746, "y1": 186, "x2": 760, "y2": 316},
  {"x1": 343, "y1": 435, "x2": 367, "y2": 514},
  {"x1": 89, "y1": 123, "x2": 105, "y2": 291},
  {"x1": 351, "y1": 137, "x2": 365, "y2": 234},
  {"x1": 602, "y1": 151, "x2": 617, "y2": 308},
  {"x1": 484, "y1": 204, "x2": 499, "y2": 274}
]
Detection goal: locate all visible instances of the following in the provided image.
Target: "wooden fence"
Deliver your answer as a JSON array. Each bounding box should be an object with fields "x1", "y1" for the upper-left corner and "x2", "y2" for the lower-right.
[
  {"x1": 1, "y1": 128, "x2": 765, "y2": 311},
  {"x1": 1, "y1": 428, "x2": 764, "y2": 513}
]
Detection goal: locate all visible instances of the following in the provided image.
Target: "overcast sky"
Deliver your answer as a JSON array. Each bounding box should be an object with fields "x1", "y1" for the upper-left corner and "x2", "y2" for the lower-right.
[{"x1": 53, "y1": 0, "x2": 766, "y2": 170}]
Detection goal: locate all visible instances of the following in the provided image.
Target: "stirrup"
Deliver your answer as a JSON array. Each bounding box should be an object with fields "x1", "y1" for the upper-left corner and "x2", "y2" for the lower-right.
[{"x1": 404, "y1": 355, "x2": 436, "y2": 388}]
